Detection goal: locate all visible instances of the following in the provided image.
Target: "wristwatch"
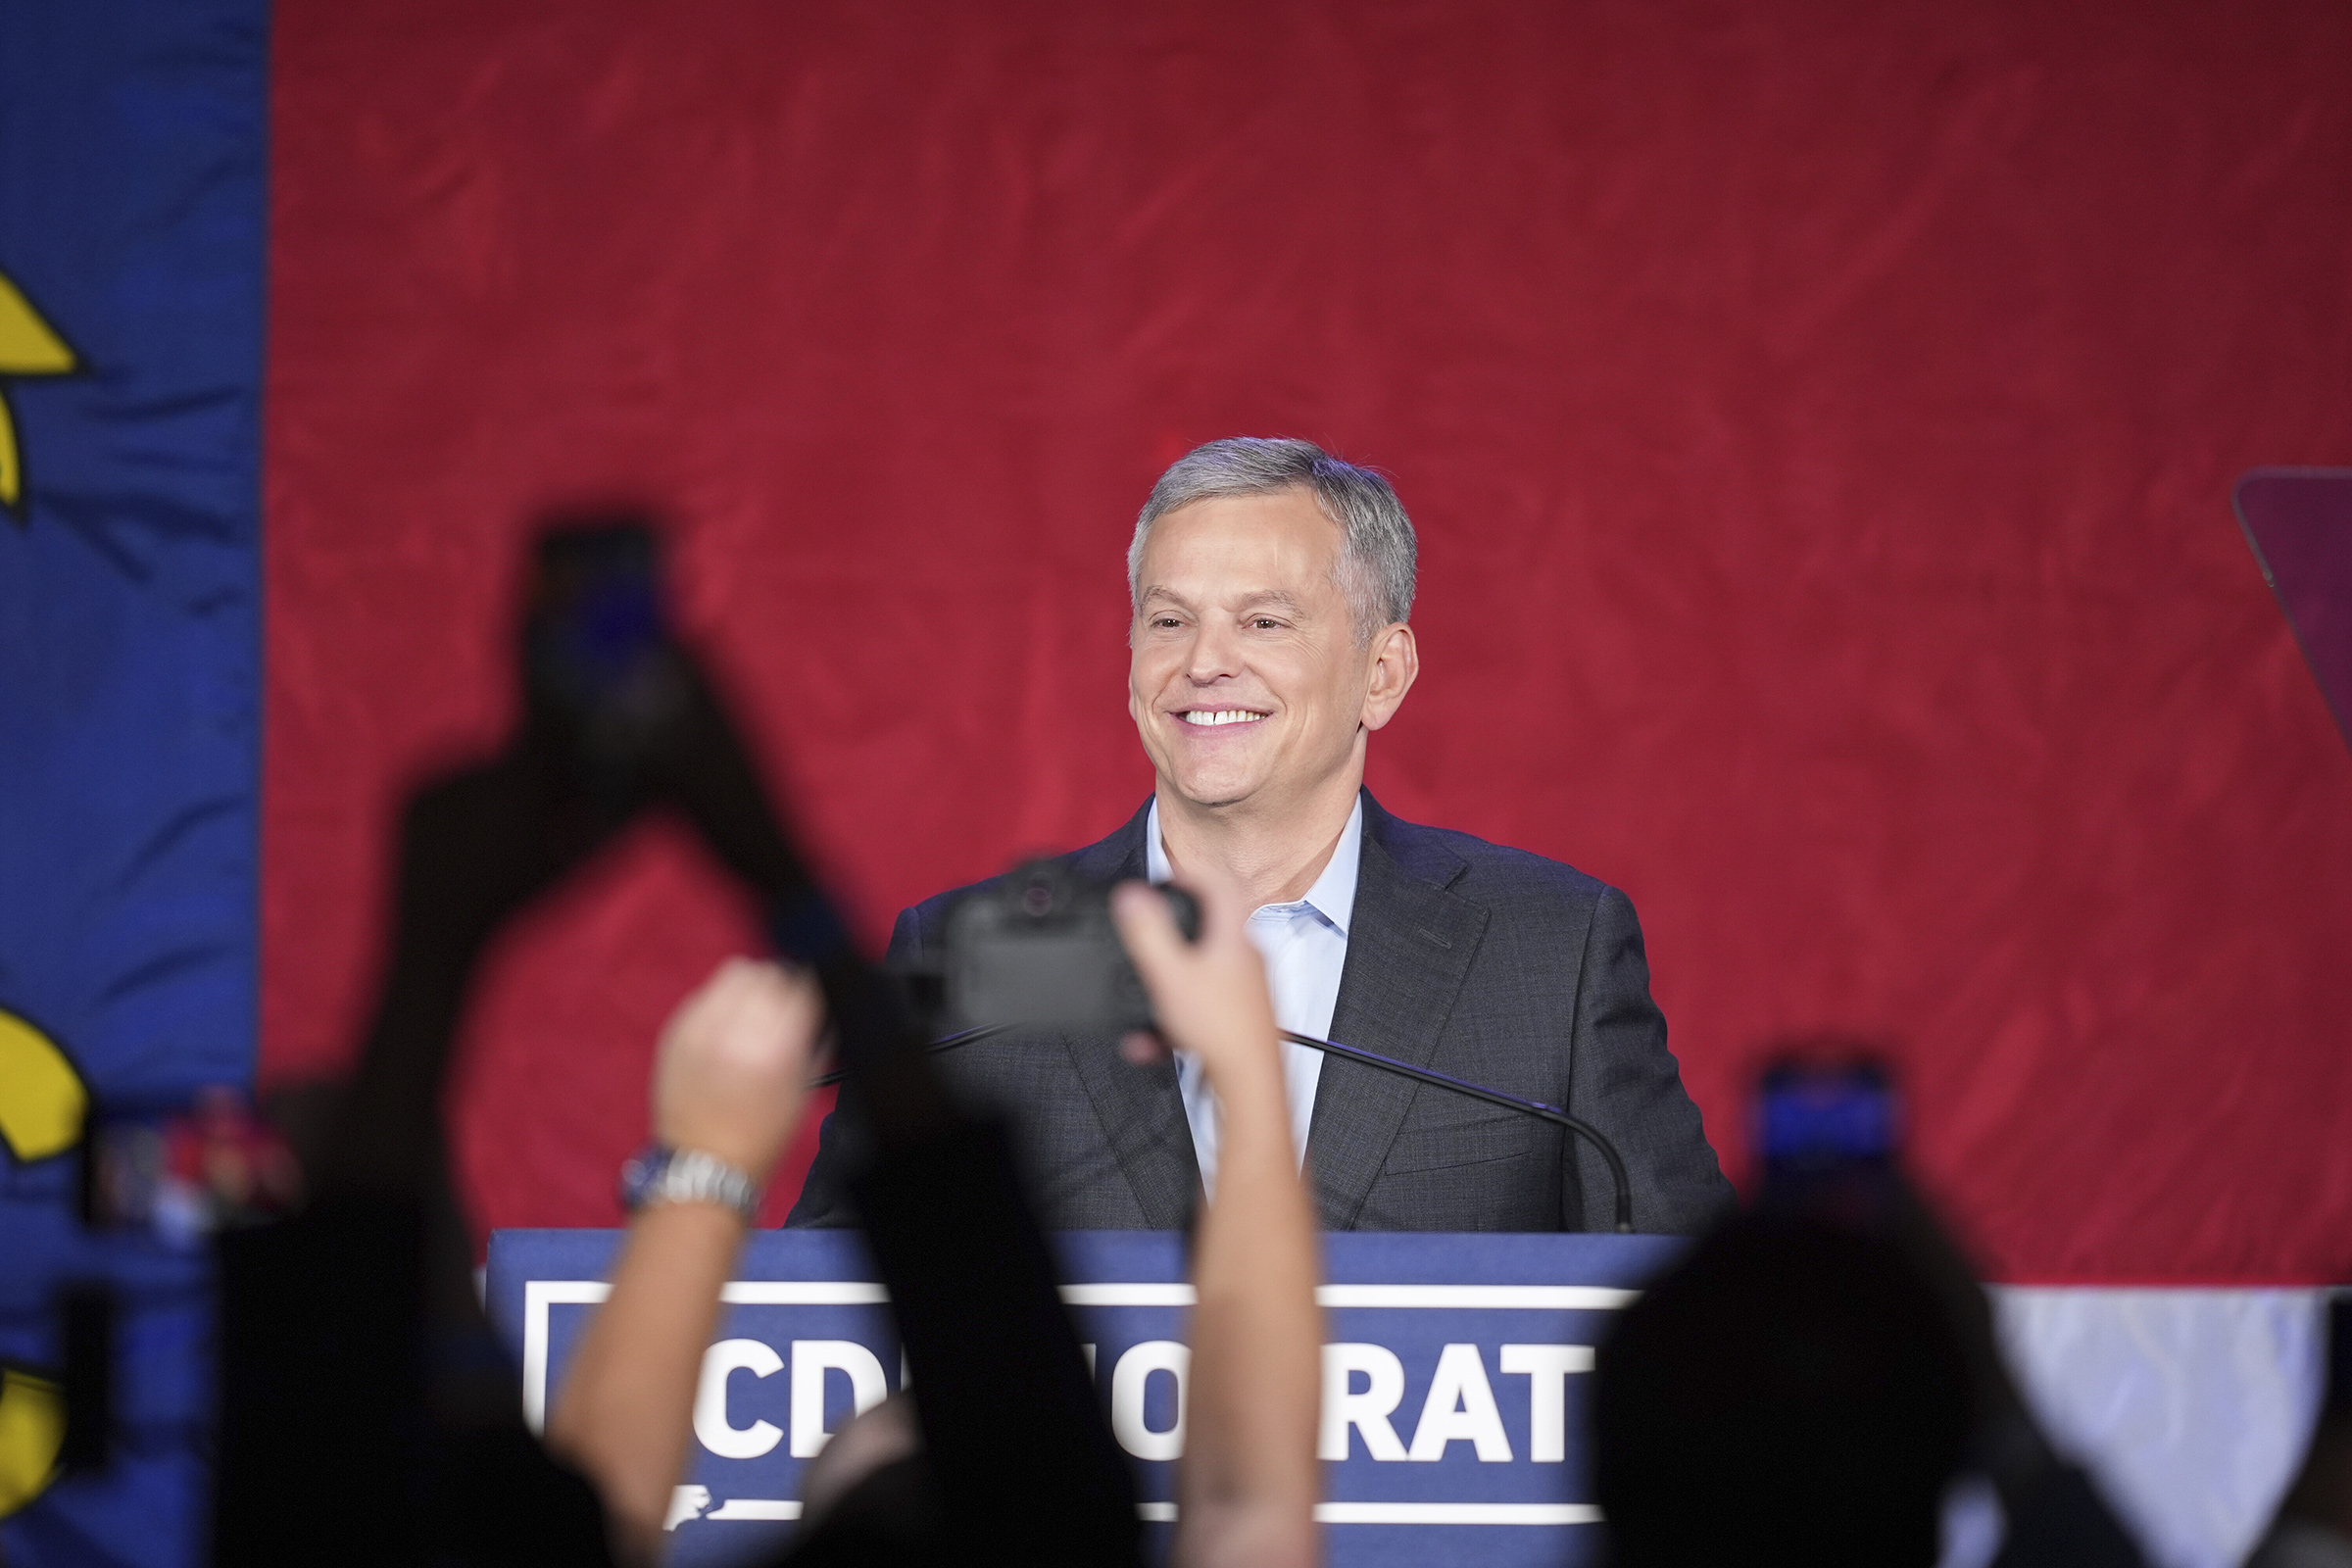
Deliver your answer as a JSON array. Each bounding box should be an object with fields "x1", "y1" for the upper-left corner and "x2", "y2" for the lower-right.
[{"x1": 619, "y1": 1145, "x2": 760, "y2": 1223}]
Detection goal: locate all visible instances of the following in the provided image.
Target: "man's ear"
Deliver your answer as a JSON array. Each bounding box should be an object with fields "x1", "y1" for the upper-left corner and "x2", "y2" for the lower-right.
[{"x1": 1361, "y1": 623, "x2": 1419, "y2": 732}]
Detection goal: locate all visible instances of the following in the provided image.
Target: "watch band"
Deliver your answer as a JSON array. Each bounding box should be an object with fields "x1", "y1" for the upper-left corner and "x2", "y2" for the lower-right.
[{"x1": 619, "y1": 1145, "x2": 760, "y2": 1223}]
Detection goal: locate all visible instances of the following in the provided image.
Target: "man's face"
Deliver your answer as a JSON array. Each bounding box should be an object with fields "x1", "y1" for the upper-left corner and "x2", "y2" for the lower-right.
[{"x1": 1128, "y1": 489, "x2": 1385, "y2": 814}]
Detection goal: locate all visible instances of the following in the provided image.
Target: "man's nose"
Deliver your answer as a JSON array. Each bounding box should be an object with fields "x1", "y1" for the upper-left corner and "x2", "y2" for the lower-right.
[{"x1": 1184, "y1": 621, "x2": 1245, "y2": 683}]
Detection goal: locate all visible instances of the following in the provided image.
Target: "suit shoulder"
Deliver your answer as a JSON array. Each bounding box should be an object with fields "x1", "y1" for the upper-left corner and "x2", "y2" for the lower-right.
[
  {"x1": 1381, "y1": 813, "x2": 1624, "y2": 915},
  {"x1": 889, "y1": 859, "x2": 1030, "y2": 958},
  {"x1": 894, "y1": 864, "x2": 1018, "y2": 952}
]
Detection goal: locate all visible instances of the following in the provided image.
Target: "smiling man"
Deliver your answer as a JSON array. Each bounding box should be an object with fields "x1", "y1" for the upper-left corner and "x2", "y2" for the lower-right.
[{"x1": 790, "y1": 437, "x2": 1732, "y2": 1234}]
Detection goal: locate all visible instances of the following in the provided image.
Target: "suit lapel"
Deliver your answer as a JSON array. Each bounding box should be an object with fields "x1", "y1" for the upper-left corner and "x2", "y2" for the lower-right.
[
  {"x1": 1307, "y1": 795, "x2": 1489, "y2": 1229},
  {"x1": 1059, "y1": 804, "x2": 1201, "y2": 1228}
]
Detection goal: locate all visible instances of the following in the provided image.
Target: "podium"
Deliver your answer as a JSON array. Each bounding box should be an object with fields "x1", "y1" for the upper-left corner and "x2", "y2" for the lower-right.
[{"x1": 486, "y1": 1228, "x2": 1683, "y2": 1568}]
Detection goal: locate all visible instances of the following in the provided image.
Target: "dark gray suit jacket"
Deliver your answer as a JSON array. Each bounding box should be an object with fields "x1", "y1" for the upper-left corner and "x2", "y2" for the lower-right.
[{"x1": 788, "y1": 791, "x2": 1733, "y2": 1235}]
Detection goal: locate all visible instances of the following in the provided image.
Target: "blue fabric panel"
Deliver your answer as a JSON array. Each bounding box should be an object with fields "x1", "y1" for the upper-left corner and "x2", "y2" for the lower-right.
[{"x1": 0, "y1": 3, "x2": 269, "y2": 1563}]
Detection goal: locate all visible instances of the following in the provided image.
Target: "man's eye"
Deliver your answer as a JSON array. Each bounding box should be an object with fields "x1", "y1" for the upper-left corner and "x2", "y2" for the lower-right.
[{"x1": 1251, "y1": 617, "x2": 1282, "y2": 630}]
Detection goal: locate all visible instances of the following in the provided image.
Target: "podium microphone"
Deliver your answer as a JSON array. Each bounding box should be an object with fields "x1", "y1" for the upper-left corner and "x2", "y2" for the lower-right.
[{"x1": 1274, "y1": 1028, "x2": 1635, "y2": 1235}]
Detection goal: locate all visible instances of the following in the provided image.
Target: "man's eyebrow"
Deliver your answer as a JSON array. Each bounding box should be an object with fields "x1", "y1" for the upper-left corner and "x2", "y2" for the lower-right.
[
  {"x1": 1232, "y1": 589, "x2": 1306, "y2": 613},
  {"x1": 1136, "y1": 585, "x2": 1191, "y2": 611}
]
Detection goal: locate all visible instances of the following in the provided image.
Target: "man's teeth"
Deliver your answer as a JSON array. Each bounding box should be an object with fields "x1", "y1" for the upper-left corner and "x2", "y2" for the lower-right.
[{"x1": 1180, "y1": 710, "x2": 1268, "y2": 726}]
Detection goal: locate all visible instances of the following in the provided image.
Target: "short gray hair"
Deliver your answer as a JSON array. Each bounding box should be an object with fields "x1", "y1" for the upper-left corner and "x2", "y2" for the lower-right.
[{"x1": 1128, "y1": 437, "x2": 1417, "y2": 642}]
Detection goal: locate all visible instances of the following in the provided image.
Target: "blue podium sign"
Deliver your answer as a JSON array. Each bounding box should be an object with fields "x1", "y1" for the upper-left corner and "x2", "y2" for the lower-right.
[{"x1": 485, "y1": 1230, "x2": 1683, "y2": 1568}]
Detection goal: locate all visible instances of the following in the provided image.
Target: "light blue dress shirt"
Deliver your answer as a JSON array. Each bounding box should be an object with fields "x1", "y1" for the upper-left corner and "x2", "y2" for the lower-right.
[{"x1": 1145, "y1": 796, "x2": 1363, "y2": 1197}]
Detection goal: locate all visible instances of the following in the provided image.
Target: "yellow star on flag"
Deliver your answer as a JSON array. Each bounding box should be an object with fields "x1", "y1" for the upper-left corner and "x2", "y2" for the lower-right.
[
  {"x1": 0, "y1": 1006, "x2": 85, "y2": 1164},
  {"x1": 0, "y1": 1368, "x2": 65, "y2": 1518},
  {"x1": 0, "y1": 270, "x2": 76, "y2": 520}
]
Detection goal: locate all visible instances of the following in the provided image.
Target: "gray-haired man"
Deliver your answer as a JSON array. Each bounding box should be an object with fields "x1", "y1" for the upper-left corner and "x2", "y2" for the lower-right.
[{"x1": 791, "y1": 438, "x2": 1732, "y2": 1234}]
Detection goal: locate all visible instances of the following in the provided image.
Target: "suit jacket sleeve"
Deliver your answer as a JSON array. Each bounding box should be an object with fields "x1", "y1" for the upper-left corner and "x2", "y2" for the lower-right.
[
  {"x1": 1566, "y1": 885, "x2": 1735, "y2": 1235},
  {"x1": 781, "y1": 904, "x2": 928, "y2": 1228}
]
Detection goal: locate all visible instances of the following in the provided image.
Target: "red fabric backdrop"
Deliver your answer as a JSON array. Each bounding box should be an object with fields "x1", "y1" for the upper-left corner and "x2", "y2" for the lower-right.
[{"x1": 263, "y1": 0, "x2": 2352, "y2": 1283}]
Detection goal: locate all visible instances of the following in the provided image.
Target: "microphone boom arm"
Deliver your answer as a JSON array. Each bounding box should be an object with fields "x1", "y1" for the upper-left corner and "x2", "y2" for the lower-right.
[
  {"x1": 815, "y1": 1022, "x2": 1637, "y2": 1234},
  {"x1": 1275, "y1": 1028, "x2": 1634, "y2": 1235}
]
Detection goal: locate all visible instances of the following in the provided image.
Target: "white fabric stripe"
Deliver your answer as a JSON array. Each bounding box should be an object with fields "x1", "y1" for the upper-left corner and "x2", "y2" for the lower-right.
[
  {"x1": 1061, "y1": 1283, "x2": 1195, "y2": 1306},
  {"x1": 706, "y1": 1499, "x2": 801, "y2": 1520},
  {"x1": 1069, "y1": 1284, "x2": 1640, "y2": 1308},
  {"x1": 721, "y1": 1282, "x2": 887, "y2": 1304},
  {"x1": 1317, "y1": 1502, "x2": 1602, "y2": 1525},
  {"x1": 697, "y1": 1501, "x2": 1601, "y2": 1526},
  {"x1": 1316, "y1": 1284, "x2": 1636, "y2": 1310},
  {"x1": 1984, "y1": 1287, "x2": 2332, "y2": 1568},
  {"x1": 521, "y1": 1280, "x2": 610, "y2": 1432}
]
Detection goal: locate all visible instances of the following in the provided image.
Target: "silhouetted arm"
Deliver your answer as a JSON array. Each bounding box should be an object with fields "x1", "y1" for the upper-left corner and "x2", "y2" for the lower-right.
[
  {"x1": 547, "y1": 960, "x2": 820, "y2": 1565},
  {"x1": 1115, "y1": 880, "x2": 1321, "y2": 1568}
]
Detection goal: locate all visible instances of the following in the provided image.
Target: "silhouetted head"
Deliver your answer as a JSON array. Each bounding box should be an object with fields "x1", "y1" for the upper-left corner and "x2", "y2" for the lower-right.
[{"x1": 1591, "y1": 1212, "x2": 1972, "y2": 1568}]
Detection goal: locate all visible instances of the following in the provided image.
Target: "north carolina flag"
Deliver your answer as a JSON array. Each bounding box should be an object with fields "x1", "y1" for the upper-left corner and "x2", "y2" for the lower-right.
[{"x1": 4, "y1": 3, "x2": 2351, "y2": 1565}]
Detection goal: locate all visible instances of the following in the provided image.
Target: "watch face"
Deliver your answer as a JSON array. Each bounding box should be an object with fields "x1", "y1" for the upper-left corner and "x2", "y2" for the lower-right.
[{"x1": 619, "y1": 1147, "x2": 669, "y2": 1211}]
